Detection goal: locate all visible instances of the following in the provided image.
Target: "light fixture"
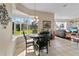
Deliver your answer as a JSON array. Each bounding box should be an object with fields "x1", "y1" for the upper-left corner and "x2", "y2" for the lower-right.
[
  {"x1": 33, "y1": 3, "x2": 39, "y2": 23},
  {"x1": 34, "y1": 3, "x2": 37, "y2": 21},
  {"x1": 0, "y1": 4, "x2": 11, "y2": 29},
  {"x1": 63, "y1": 4, "x2": 67, "y2": 7},
  {"x1": 61, "y1": 4, "x2": 67, "y2": 8}
]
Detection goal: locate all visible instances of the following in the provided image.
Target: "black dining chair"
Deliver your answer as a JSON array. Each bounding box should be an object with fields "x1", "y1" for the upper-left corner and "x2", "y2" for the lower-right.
[
  {"x1": 39, "y1": 31, "x2": 51, "y2": 46},
  {"x1": 35, "y1": 34, "x2": 49, "y2": 56},
  {"x1": 23, "y1": 31, "x2": 35, "y2": 55}
]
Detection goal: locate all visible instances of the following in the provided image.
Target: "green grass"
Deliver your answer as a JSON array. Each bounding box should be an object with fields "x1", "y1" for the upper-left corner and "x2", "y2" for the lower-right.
[{"x1": 15, "y1": 30, "x2": 33, "y2": 35}]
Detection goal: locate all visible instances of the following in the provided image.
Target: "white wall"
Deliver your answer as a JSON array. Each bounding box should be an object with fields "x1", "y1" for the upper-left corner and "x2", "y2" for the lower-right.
[{"x1": 0, "y1": 4, "x2": 14, "y2": 56}]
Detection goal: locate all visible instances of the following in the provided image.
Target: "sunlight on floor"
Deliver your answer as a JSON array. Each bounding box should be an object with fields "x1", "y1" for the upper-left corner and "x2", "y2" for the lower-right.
[
  {"x1": 16, "y1": 37, "x2": 79, "y2": 56},
  {"x1": 17, "y1": 46, "x2": 34, "y2": 56}
]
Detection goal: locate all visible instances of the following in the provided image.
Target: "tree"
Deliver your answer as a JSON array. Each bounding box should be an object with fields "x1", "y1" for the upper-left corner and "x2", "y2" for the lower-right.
[{"x1": 31, "y1": 21, "x2": 38, "y2": 33}]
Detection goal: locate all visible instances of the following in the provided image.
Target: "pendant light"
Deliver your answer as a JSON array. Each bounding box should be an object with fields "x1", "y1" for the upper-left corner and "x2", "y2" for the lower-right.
[
  {"x1": 33, "y1": 3, "x2": 36, "y2": 21},
  {"x1": 34, "y1": 3, "x2": 39, "y2": 23}
]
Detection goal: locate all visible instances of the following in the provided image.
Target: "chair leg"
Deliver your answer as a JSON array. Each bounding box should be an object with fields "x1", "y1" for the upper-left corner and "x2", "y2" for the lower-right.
[
  {"x1": 33, "y1": 42, "x2": 35, "y2": 53},
  {"x1": 46, "y1": 46, "x2": 48, "y2": 54},
  {"x1": 48, "y1": 40, "x2": 51, "y2": 47},
  {"x1": 38, "y1": 48, "x2": 40, "y2": 56},
  {"x1": 25, "y1": 42, "x2": 28, "y2": 56},
  {"x1": 25, "y1": 46, "x2": 27, "y2": 56}
]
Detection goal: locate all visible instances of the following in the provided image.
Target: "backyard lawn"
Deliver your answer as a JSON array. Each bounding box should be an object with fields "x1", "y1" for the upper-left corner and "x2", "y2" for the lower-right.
[{"x1": 15, "y1": 30, "x2": 33, "y2": 35}]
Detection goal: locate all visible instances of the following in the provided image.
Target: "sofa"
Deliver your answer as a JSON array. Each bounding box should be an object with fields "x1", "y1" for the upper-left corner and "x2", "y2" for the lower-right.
[{"x1": 55, "y1": 29, "x2": 66, "y2": 38}]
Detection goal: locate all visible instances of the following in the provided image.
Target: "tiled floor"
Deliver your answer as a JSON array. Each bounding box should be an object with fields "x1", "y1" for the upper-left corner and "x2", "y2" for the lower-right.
[{"x1": 15, "y1": 36, "x2": 79, "y2": 56}]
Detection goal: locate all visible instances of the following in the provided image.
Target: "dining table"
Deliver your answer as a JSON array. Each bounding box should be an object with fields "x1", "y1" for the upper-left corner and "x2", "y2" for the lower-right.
[
  {"x1": 29, "y1": 34, "x2": 44, "y2": 43},
  {"x1": 29, "y1": 34, "x2": 43, "y2": 39}
]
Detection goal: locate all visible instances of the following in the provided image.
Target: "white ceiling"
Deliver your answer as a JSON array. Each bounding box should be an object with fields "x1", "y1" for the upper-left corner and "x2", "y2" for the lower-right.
[
  {"x1": 13, "y1": 9, "x2": 34, "y2": 18},
  {"x1": 22, "y1": 3, "x2": 79, "y2": 20},
  {"x1": 13, "y1": 10, "x2": 28, "y2": 18}
]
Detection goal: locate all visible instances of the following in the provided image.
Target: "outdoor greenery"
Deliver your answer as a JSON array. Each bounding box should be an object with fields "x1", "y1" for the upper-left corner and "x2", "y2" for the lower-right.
[
  {"x1": 12, "y1": 17, "x2": 38, "y2": 35},
  {"x1": 30, "y1": 21, "x2": 38, "y2": 33},
  {"x1": 15, "y1": 30, "x2": 33, "y2": 35}
]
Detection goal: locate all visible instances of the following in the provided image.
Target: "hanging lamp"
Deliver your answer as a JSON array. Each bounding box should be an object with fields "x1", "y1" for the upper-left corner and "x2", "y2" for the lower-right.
[{"x1": 34, "y1": 3, "x2": 39, "y2": 23}]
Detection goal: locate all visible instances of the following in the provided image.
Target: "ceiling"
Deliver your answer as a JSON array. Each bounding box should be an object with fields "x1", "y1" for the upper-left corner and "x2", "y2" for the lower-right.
[
  {"x1": 22, "y1": 3, "x2": 79, "y2": 20},
  {"x1": 13, "y1": 9, "x2": 34, "y2": 18},
  {"x1": 13, "y1": 10, "x2": 28, "y2": 18}
]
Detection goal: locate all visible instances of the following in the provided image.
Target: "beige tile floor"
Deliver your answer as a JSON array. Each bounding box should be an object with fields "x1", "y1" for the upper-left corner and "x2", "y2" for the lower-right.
[{"x1": 15, "y1": 36, "x2": 79, "y2": 56}]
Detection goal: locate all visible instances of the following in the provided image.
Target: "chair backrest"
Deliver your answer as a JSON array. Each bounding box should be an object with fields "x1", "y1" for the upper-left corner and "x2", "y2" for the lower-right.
[
  {"x1": 23, "y1": 31, "x2": 27, "y2": 44},
  {"x1": 39, "y1": 31, "x2": 50, "y2": 40},
  {"x1": 37, "y1": 33, "x2": 49, "y2": 49},
  {"x1": 37, "y1": 34, "x2": 49, "y2": 50}
]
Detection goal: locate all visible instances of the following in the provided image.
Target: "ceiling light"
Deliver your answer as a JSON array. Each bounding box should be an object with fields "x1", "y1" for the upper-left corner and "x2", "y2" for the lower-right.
[{"x1": 62, "y1": 4, "x2": 67, "y2": 7}]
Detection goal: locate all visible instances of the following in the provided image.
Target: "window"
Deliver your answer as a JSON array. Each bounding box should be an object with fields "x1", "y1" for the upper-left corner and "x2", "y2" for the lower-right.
[{"x1": 12, "y1": 16, "x2": 38, "y2": 35}]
